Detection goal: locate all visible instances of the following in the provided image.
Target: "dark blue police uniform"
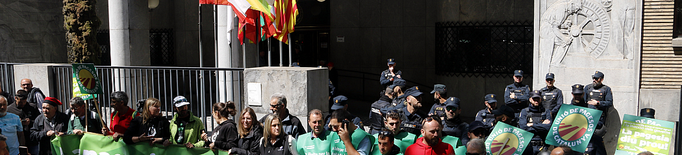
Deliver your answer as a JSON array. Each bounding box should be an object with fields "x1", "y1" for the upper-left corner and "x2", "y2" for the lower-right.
[{"x1": 504, "y1": 70, "x2": 530, "y2": 112}]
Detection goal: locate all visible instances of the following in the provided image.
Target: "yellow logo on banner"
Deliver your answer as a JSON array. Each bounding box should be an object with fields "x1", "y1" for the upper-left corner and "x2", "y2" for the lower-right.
[
  {"x1": 78, "y1": 69, "x2": 96, "y2": 89},
  {"x1": 491, "y1": 133, "x2": 519, "y2": 155},
  {"x1": 558, "y1": 114, "x2": 588, "y2": 141}
]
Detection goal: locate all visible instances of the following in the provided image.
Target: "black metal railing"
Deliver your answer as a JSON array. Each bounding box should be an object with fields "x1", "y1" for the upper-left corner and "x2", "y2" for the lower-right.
[
  {"x1": 48, "y1": 65, "x2": 244, "y2": 132},
  {"x1": 436, "y1": 21, "x2": 533, "y2": 78},
  {"x1": 0, "y1": 63, "x2": 16, "y2": 96}
]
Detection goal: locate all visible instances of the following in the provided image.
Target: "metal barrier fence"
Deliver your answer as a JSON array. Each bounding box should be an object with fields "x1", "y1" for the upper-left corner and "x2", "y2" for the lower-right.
[{"x1": 48, "y1": 65, "x2": 244, "y2": 132}]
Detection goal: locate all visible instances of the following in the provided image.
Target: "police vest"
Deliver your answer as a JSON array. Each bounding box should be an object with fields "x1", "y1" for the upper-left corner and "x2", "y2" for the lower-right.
[
  {"x1": 431, "y1": 103, "x2": 446, "y2": 118},
  {"x1": 478, "y1": 110, "x2": 496, "y2": 127},
  {"x1": 525, "y1": 110, "x2": 547, "y2": 140},
  {"x1": 296, "y1": 130, "x2": 334, "y2": 155},
  {"x1": 588, "y1": 89, "x2": 605, "y2": 101},
  {"x1": 541, "y1": 91, "x2": 558, "y2": 110},
  {"x1": 331, "y1": 128, "x2": 372, "y2": 155}
]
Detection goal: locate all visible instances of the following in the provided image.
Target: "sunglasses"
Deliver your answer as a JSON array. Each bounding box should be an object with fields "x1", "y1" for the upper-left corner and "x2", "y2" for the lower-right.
[
  {"x1": 424, "y1": 115, "x2": 440, "y2": 123},
  {"x1": 446, "y1": 106, "x2": 457, "y2": 111},
  {"x1": 378, "y1": 131, "x2": 393, "y2": 137}
]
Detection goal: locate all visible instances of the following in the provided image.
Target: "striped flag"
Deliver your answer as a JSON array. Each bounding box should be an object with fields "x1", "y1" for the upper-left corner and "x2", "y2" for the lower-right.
[{"x1": 273, "y1": 0, "x2": 297, "y2": 44}]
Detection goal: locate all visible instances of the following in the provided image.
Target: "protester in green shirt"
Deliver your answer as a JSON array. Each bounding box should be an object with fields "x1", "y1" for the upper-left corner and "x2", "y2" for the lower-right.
[
  {"x1": 296, "y1": 109, "x2": 334, "y2": 154},
  {"x1": 371, "y1": 112, "x2": 416, "y2": 155},
  {"x1": 329, "y1": 109, "x2": 372, "y2": 155},
  {"x1": 66, "y1": 97, "x2": 102, "y2": 135},
  {"x1": 169, "y1": 96, "x2": 205, "y2": 148}
]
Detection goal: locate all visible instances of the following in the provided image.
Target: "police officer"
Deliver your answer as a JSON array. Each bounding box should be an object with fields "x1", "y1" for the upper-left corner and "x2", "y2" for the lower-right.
[
  {"x1": 492, "y1": 105, "x2": 517, "y2": 127},
  {"x1": 325, "y1": 95, "x2": 363, "y2": 131},
  {"x1": 466, "y1": 121, "x2": 489, "y2": 141},
  {"x1": 398, "y1": 86, "x2": 426, "y2": 136},
  {"x1": 540, "y1": 73, "x2": 563, "y2": 118},
  {"x1": 380, "y1": 79, "x2": 407, "y2": 114},
  {"x1": 504, "y1": 70, "x2": 531, "y2": 112},
  {"x1": 429, "y1": 84, "x2": 448, "y2": 120},
  {"x1": 519, "y1": 90, "x2": 552, "y2": 155},
  {"x1": 475, "y1": 94, "x2": 498, "y2": 129},
  {"x1": 380, "y1": 58, "x2": 402, "y2": 88},
  {"x1": 441, "y1": 97, "x2": 469, "y2": 145},
  {"x1": 369, "y1": 87, "x2": 394, "y2": 134},
  {"x1": 561, "y1": 84, "x2": 606, "y2": 155}
]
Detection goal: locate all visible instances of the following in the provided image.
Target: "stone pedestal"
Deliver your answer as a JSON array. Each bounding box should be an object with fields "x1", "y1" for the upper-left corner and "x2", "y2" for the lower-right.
[{"x1": 244, "y1": 67, "x2": 329, "y2": 121}]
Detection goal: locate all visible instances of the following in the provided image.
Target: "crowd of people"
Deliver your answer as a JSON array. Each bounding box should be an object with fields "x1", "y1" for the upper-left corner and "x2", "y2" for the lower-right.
[{"x1": 0, "y1": 59, "x2": 661, "y2": 155}]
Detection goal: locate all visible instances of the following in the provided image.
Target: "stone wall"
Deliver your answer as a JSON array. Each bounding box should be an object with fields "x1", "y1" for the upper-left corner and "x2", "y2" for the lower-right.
[
  {"x1": 244, "y1": 67, "x2": 329, "y2": 118},
  {"x1": 534, "y1": 0, "x2": 643, "y2": 154},
  {"x1": 0, "y1": 1, "x2": 67, "y2": 63}
]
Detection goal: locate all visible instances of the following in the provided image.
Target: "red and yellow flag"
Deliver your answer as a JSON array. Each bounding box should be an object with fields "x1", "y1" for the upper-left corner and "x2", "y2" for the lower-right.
[{"x1": 273, "y1": 0, "x2": 298, "y2": 44}]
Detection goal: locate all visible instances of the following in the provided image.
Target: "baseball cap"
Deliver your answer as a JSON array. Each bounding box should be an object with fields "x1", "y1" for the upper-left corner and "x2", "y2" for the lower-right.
[
  {"x1": 546, "y1": 73, "x2": 555, "y2": 80},
  {"x1": 444, "y1": 97, "x2": 460, "y2": 109},
  {"x1": 531, "y1": 90, "x2": 542, "y2": 98},
  {"x1": 640, "y1": 108, "x2": 655, "y2": 119},
  {"x1": 430, "y1": 84, "x2": 447, "y2": 94},
  {"x1": 514, "y1": 70, "x2": 524, "y2": 77},
  {"x1": 493, "y1": 105, "x2": 515, "y2": 117},
  {"x1": 484, "y1": 94, "x2": 497, "y2": 103},
  {"x1": 173, "y1": 96, "x2": 190, "y2": 108},
  {"x1": 387, "y1": 58, "x2": 396, "y2": 65},
  {"x1": 592, "y1": 71, "x2": 604, "y2": 79},
  {"x1": 571, "y1": 84, "x2": 584, "y2": 94},
  {"x1": 468, "y1": 121, "x2": 487, "y2": 132},
  {"x1": 331, "y1": 95, "x2": 349, "y2": 110},
  {"x1": 404, "y1": 86, "x2": 423, "y2": 97}
]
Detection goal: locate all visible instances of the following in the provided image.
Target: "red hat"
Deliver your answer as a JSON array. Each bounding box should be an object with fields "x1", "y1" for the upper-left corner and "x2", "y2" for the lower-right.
[{"x1": 43, "y1": 97, "x2": 62, "y2": 107}]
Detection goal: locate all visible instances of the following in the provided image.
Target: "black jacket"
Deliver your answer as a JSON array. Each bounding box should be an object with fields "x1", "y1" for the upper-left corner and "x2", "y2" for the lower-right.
[
  {"x1": 123, "y1": 116, "x2": 171, "y2": 144},
  {"x1": 231, "y1": 124, "x2": 263, "y2": 155},
  {"x1": 30, "y1": 112, "x2": 68, "y2": 155},
  {"x1": 259, "y1": 135, "x2": 292, "y2": 155},
  {"x1": 210, "y1": 119, "x2": 239, "y2": 151},
  {"x1": 369, "y1": 94, "x2": 392, "y2": 130},
  {"x1": 8, "y1": 102, "x2": 41, "y2": 145}
]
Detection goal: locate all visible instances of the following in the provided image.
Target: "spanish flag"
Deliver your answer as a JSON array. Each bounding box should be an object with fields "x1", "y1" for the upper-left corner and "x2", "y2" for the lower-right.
[{"x1": 273, "y1": 0, "x2": 298, "y2": 44}]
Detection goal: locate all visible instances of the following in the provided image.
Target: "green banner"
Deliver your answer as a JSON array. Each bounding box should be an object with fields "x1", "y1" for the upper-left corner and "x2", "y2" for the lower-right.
[
  {"x1": 544, "y1": 104, "x2": 602, "y2": 152},
  {"x1": 615, "y1": 114, "x2": 674, "y2": 155},
  {"x1": 72, "y1": 64, "x2": 103, "y2": 94},
  {"x1": 50, "y1": 134, "x2": 82, "y2": 155},
  {"x1": 485, "y1": 122, "x2": 534, "y2": 155},
  {"x1": 51, "y1": 133, "x2": 225, "y2": 155},
  {"x1": 72, "y1": 77, "x2": 96, "y2": 100}
]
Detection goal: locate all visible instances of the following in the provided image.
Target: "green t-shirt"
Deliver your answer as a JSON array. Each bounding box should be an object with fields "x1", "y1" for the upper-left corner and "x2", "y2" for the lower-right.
[
  {"x1": 455, "y1": 146, "x2": 467, "y2": 155},
  {"x1": 296, "y1": 130, "x2": 335, "y2": 155},
  {"x1": 330, "y1": 128, "x2": 372, "y2": 155},
  {"x1": 370, "y1": 131, "x2": 416, "y2": 155}
]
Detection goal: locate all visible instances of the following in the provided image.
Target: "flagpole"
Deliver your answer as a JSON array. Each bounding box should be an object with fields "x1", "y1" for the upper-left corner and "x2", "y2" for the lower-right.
[
  {"x1": 279, "y1": 39, "x2": 283, "y2": 67},
  {"x1": 268, "y1": 37, "x2": 271, "y2": 67},
  {"x1": 214, "y1": 5, "x2": 218, "y2": 68},
  {"x1": 242, "y1": 25, "x2": 246, "y2": 68},
  {"x1": 288, "y1": 34, "x2": 292, "y2": 67},
  {"x1": 198, "y1": 4, "x2": 203, "y2": 68}
]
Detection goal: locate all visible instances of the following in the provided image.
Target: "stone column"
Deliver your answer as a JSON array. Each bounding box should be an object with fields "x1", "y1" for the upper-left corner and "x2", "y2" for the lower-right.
[
  {"x1": 218, "y1": 6, "x2": 234, "y2": 102},
  {"x1": 109, "y1": 0, "x2": 130, "y2": 66}
]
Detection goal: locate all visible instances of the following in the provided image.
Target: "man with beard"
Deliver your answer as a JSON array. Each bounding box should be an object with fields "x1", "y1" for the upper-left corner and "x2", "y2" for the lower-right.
[
  {"x1": 372, "y1": 112, "x2": 416, "y2": 154},
  {"x1": 66, "y1": 97, "x2": 103, "y2": 134},
  {"x1": 441, "y1": 97, "x2": 469, "y2": 145},
  {"x1": 0, "y1": 96, "x2": 24, "y2": 155},
  {"x1": 429, "y1": 84, "x2": 448, "y2": 120},
  {"x1": 30, "y1": 97, "x2": 68, "y2": 155},
  {"x1": 518, "y1": 90, "x2": 552, "y2": 155},
  {"x1": 540, "y1": 73, "x2": 563, "y2": 118},
  {"x1": 260, "y1": 93, "x2": 306, "y2": 138},
  {"x1": 504, "y1": 70, "x2": 531, "y2": 113},
  {"x1": 475, "y1": 94, "x2": 498, "y2": 128},
  {"x1": 399, "y1": 86, "x2": 426, "y2": 136},
  {"x1": 297, "y1": 109, "x2": 335, "y2": 154},
  {"x1": 169, "y1": 96, "x2": 205, "y2": 148},
  {"x1": 405, "y1": 116, "x2": 454, "y2": 155},
  {"x1": 7, "y1": 90, "x2": 40, "y2": 155},
  {"x1": 329, "y1": 109, "x2": 372, "y2": 155},
  {"x1": 380, "y1": 58, "x2": 402, "y2": 88},
  {"x1": 369, "y1": 87, "x2": 394, "y2": 134}
]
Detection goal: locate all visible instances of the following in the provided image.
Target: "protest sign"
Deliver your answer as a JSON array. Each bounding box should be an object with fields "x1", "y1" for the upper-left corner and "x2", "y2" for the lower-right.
[
  {"x1": 545, "y1": 104, "x2": 602, "y2": 152},
  {"x1": 615, "y1": 114, "x2": 674, "y2": 155},
  {"x1": 485, "y1": 122, "x2": 534, "y2": 155}
]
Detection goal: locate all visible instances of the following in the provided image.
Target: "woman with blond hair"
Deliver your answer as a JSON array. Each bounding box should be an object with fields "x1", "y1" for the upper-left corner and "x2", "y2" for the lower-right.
[
  {"x1": 123, "y1": 98, "x2": 170, "y2": 146},
  {"x1": 230, "y1": 107, "x2": 263, "y2": 155},
  {"x1": 259, "y1": 114, "x2": 297, "y2": 155}
]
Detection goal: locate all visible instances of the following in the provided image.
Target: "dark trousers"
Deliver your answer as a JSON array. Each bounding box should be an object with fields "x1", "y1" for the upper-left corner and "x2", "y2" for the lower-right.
[{"x1": 585, "y1": 136, "x2": 607, "y2": 155}]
